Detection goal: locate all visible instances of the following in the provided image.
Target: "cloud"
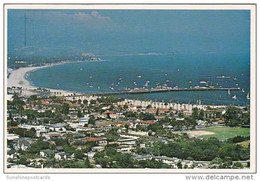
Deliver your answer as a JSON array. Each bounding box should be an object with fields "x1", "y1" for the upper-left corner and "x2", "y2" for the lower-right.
[
  {"x1": 74, "y1": 11, "x2": 111, "y2": 22},
  {"x1": 28, "y1": 10, "x2": 111, "y2": 24}
]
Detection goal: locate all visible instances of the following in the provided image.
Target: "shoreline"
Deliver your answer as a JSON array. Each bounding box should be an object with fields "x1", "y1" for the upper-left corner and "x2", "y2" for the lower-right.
[
  {"x1": 7, "y1": 60, "x2": 109, "y2": 96},
  {"x1": 7, "y1": 62, "x2": 78, "y2": 96}
]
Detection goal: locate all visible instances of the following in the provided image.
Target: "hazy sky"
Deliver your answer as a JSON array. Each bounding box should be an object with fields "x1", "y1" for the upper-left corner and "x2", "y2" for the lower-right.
[{"x1": 8, "y1": 9, "x2": 250, "y2": 56}]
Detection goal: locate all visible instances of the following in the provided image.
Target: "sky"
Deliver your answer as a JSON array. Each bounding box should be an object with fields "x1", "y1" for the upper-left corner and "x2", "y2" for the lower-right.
[{"x1": 8, "y1": 9, "x2": 250, "y2": 57}]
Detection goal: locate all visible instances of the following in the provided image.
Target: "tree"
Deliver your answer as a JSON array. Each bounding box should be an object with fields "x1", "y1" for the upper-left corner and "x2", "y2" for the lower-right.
[
  {"x1": 148, "y1": 130, "x2": 153, "y2": 136},
  {"x1": 198, "y1": 110, "x2": 204, "y2": 120},
  {"x1": 124, "y1": 124, "x2": 129, "y2": 133},
  {"x1": 62, "y1": 103, "x2": 70, "y2": 115},
  {"x1": 88, "y1": 116, "x2": 95, "y2": 125},
  {"x1": 90, "y1": 100, "x2": 96, "y2": 105},
  {"x1": 177, "y1": 160, "x2": 182, "y2": 169},
  {"x1": 156, "y1": 109, "x2": 159, "y2": 116},
  {"x1": 192, "y1": 108, "x2": 199, "y2": 120},
  {"x1": 178, "y1": 112, "x2": 184, "y2": 118},
  {"x1": 232, "y1": 162, "x2": 244, "y2": 169},
  {"x1": 74, "y1": 150, "x2": 84, "y2": 160},
  {"x1": 77, "y1": 99, "x2": 82, "y2": 104},
  {"x1": 28, "y1": 139, "x2": 50, "y2": 154},
  {"x1": 77, "y1": 110, "x2": 83, "y2": 118},
  {"x1": 83, "y1": 99, "x2": 88, "y2": 105},
  {"x1": 224, "y1": 106, "x2": 242, "y2": 127},
  {"x1": 123, "y1": 104, "x2": 128, "y2": 109}
]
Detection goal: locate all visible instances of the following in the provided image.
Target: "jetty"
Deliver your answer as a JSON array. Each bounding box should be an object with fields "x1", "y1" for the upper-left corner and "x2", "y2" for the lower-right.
[{"x1": 90, "y1": 87, "x2": 240, "y2": 96}]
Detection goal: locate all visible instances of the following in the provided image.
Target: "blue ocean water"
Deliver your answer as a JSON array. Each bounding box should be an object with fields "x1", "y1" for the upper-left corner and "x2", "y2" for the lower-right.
[{"x1": 27, "y1": 53, "x2": 250, "y2": 106}]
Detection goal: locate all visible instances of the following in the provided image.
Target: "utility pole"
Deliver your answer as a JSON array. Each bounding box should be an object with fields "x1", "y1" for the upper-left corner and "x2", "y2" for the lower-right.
[{"x1": 24, "y1": 13, "x2": 27, "y2": 47}]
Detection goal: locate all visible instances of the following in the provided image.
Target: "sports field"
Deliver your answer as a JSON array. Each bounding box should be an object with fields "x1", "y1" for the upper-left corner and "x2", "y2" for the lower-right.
[{"x1": 195, "y1": 126, "x2": 250, "y2": 141}]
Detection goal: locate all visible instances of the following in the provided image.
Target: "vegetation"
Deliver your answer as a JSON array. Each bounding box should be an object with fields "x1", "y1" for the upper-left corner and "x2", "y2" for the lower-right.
[
  {"x1": 140, "y1": 137, "x2": 249, "y2": 162},
  {"x1": 197, "y1": 126, "x2": 250, "y2": 141}
]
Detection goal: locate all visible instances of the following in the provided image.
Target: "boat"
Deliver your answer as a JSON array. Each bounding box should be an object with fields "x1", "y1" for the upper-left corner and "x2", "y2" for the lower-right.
[
  {"x1": 200, "y1": 81, "x2": 207, "y2": 84},
  {"x1": 189, "y1": 80, "x2": 192, "y2": 83},
  {"x1": 216, "y1": 75, "x2": 231, "y2": 79},
  {"x1": 227, "y1": 89, "x2": 230, "y2": 95},
  {"x1": 89, "y1": 75, "x2": 93, "y2": 79},
  {"x1": 137, "y1": 75, "x2": 142, "y2": 78},
  {"x1": 246, "y1": 93, "x2": 250, "y2": 100},
  {"x1": 80, "y1": 68, "x2": 83, "y2": 71},
  {"x1": 165, "y1": 73, "x2": 168, "y2": 76},
  {"x1": 98, "y1": 86, "x2": 100, "y2": 89},
  {"x1": 242, "y1": 88, "x2": 245, "y2": 93},
  {"x1": 110, "y1": 87, "x2": 114, "y2": 90},
  {"x1": 232, "y1": 95, "x2": 237, "y2": 100}
]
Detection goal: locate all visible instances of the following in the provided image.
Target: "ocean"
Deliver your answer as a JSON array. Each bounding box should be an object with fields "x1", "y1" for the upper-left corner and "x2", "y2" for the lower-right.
[{"x1": 27, "y1": 53, "x2": 250, "y2": 106}]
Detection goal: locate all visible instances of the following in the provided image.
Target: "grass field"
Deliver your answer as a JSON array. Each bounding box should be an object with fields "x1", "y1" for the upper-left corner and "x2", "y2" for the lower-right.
[{"x1": 196, "y1": 126, "x2": 250, "y2": 141}]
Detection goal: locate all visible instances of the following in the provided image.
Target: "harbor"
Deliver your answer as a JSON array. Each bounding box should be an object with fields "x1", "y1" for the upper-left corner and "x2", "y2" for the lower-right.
[{"x1": 90, "y1": 87, "x2": 241, "y2": 96}]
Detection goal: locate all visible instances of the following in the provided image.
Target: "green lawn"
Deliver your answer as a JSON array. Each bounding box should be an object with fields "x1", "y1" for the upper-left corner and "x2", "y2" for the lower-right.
[{"x1": 197, "y1": 126, "x2": 250, "y2": 141}]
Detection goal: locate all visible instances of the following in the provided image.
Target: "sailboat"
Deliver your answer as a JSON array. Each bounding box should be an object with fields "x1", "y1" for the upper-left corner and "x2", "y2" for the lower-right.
[
  {"x1": 232, "y1": 95, "x2": 237, "y2": 100},
  {"x1": 246, "y1": 93, "x2": 250, "y2": 100},
  {"x1": 227, "y1": 89, "x2": 230, "y2": 95},
  {"x1": 241, "y1": 88, "x2": 245, "y2": 93}
]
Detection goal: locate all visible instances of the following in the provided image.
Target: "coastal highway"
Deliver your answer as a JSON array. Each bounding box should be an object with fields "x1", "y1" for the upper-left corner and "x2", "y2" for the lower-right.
[{"x1": 90, "y1": 87, "x2": 241, "y2": 96}]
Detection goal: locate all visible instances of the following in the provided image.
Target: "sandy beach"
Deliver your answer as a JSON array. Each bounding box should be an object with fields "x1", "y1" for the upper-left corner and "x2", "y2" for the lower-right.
[{"x1": 7, "y1": 63, "x2": 75, "y2": 96}]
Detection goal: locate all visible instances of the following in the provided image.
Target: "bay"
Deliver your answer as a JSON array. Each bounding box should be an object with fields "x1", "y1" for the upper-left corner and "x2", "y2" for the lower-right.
[{"x1": 27, "y1": 53, "x2": 250, "y2": 106}]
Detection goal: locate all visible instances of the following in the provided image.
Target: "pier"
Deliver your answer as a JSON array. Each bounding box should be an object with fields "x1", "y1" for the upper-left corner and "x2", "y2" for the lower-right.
[{"x1": 90, "y1": 87, "x2": 240, "y2": 96}]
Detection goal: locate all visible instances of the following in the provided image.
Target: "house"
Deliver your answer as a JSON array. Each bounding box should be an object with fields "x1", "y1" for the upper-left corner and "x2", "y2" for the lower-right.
[
  {"x1": 133, "y1": 155, "x2": 154, "y2": 161},
  {"x1": 75, "y1": 137, "x2": 107, "y2": 146},
  {"x1": 76, "y1": 126, "x2": 90, "y2": 132},
  {"x1": 54, "y1": 152, "x2": 70, "y2": 160},
  {"x1": 117, "y1": 146, "x2": 135, "y2": 154},
  {"x1": 116, "y1": 138, "x2": 136, "y2": 146},
  {"x1": 13, "y1": 137, "x2": 33, "y2": 151},
  {"x1": 79, "y1": 117, "x2": 89, "y2": 126},
  {"x1": 193, "y1": 161, "x2": 210, "y2": 169},
  {"x1": 155, "y1": 156, "x2": 180, "y2": 166},
  {"x1": 86, "y1": 151, "x2": 96, "y2": 160},
  {"x1": 40, "y1": 149, "x2": 57, "y2": 157},
  {"x1": 92, "y1": 146, "x2": 105, "y2": 152},
  {"x1": 109, "y1": 113, "x2": 121, "y2": 119},
  {"x1": 49, "y1": 123, "x2": 66, "y2": 132},
  {"x1": 7, "y1": 134, "x2": 19, "y2": 141},
  {"x1": 182, "y1": 160, "x2": 194, "y2": 168},
  {"x1": 99, "y1": 125, "x2": 112, "y2": 132},
  {"x1": 135, "y1": 120, "x2": 156, "y2": 128},
  {"x1": 43, "y1": 132, "x2": 61, "y2": 140}
]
